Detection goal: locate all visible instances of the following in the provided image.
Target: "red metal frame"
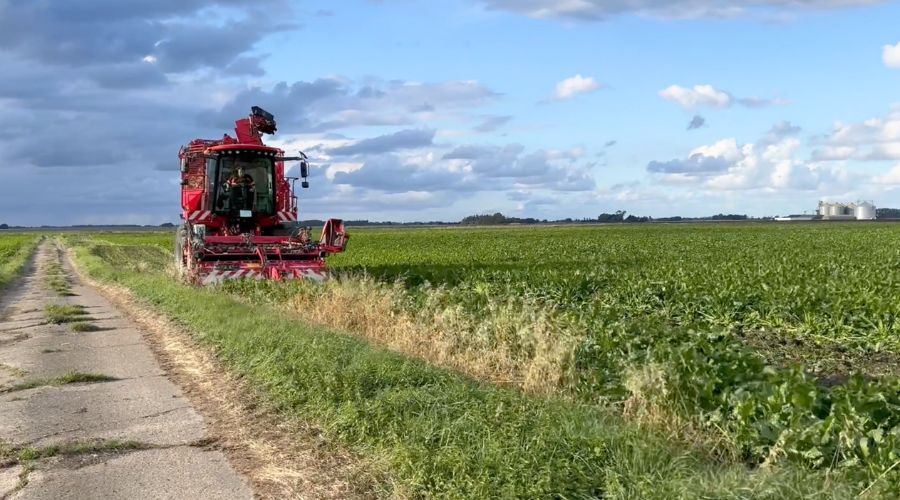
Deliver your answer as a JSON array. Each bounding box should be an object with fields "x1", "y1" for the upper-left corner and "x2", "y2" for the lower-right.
[{"x1": 177, "y1": 108, "x2": 348, "y2": 285}]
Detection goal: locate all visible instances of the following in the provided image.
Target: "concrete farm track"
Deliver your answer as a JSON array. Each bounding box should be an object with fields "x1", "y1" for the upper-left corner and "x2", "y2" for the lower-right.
[
  {"x1": 0, "y1": 240, "x2": 369, "y2": 499},
  {"x1": 0, "y1": 241, "x2": 252, "y2": 499}
]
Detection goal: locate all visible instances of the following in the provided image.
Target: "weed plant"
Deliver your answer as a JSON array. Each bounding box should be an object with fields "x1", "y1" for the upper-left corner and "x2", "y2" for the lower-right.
[{"x1": 45, "y1": 304, "x2": 90, "y2": 324}]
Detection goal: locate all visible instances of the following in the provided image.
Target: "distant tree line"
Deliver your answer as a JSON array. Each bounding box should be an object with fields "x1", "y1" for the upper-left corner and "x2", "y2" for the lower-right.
[
  {"x1": 877, "y1": 208, "x2": 900, "y2": 219},
  {"x1": 655, "y1": 213, "x2": 749, "y2": 222},
  {"x1": 300, "y1": 219, "x2": 457, "y2": 227},
  {"x1": 459, "y1": 211, "x2": 751, "y2": 225},
  {"x1": 596, "y1": 210, "x2": 653, "y2": 223},
  {"x1": 595, "y1": 212, "x2": 750, "y2": 223},
  {"x1": 460, "y1": 213, "x2": 543, "y2": 225}
]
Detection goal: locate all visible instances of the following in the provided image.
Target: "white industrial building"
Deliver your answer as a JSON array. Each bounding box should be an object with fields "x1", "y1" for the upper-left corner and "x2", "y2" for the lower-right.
[{"x1": 817, "y1": 201, "x2": 877, "y2": 220}]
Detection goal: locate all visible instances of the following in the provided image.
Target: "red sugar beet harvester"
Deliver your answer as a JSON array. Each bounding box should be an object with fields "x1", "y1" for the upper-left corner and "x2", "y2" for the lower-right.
[{"x1": 176, "y1": 106, "x2": 348, "y2": 285}]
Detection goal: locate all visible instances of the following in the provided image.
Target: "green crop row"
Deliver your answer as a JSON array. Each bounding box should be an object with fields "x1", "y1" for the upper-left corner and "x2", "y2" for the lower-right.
[{"x1": 327, "y1": 224, "x2": 900, "y2": 345}]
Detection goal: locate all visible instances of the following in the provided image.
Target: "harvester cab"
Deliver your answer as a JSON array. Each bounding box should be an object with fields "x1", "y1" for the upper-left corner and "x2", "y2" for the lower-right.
[{"x1": 176, "y1": 106, "x2": 348, "y2": 285}]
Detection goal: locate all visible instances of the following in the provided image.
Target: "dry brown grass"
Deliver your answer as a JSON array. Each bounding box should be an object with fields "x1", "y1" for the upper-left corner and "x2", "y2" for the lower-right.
[
  {"x1": 279, "y1": 277, "x2": 750, "y2": 467},
  {"x1": 285, "y1": 276, "x2": 581, "y2": 395},
  {"x1": 68, "y1": 254, "x2": 384, "y2": 500},
  {"x1": 0, "y1": 363, "x2": 26, "y2": 391},
  {"x1": 283, "y1": 279, "x2": 750, "y2": 475}
]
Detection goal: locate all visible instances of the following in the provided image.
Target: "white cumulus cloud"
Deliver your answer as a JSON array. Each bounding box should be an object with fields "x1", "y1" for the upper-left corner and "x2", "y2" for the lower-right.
[
  {"x1": 658, "y1": 84, "x2": 786, "y2": 110},
  {"x1": 691, "y1": 138, "x2": 743, "y2": 162},
  {"x1": 813, "y1": 105, "x2": 900, "y2": 161},
  {"x1": 874, "y1": 165, "x2": 900, "y2": 184},
  {"x1": 884, "y1": 42, "x2": 900, "y2": 68},
  {"x1": 659, "y1": 84, "x2": 732, "y2": 109},
  {"x1": 648, "y1": 127, "x2": 851, "y2": 192},
  {"x1": 551, "y1": 74, "x2": 602, "y2": 101}
]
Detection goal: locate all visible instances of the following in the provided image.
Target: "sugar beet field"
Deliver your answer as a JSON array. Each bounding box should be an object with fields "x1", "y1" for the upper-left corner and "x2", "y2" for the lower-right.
[{"x1": 5, "y1": 223, "x2": 900, "y2": 497}]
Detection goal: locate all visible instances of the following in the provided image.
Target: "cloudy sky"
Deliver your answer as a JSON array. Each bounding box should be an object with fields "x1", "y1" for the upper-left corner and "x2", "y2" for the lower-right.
[{"x1": 2, "y1": 0, "x2": 900, "y2": 225}]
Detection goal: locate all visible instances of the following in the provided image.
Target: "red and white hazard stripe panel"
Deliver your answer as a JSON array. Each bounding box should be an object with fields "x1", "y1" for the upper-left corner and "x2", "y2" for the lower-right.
[
  {"x1": 292, "y1": 269, "x2": 327, "y2": 282},
  {"x1": 188, "y1": 210, "x2": 212, "y2": 222},
  {"x1": 200, "y1": 269, "x2": 263, "y2": 285},
  {"x1": 277, "y1": 211, "x2": 297, "y2": 222},
  {"x1": 199, "y1": 268, "x2": 327, "y2": 285}
]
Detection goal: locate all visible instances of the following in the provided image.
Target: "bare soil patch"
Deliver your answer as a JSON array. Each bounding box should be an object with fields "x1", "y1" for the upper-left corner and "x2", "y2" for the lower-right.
[{"x1": 741, "y1": 329, "x2": 900, "y2": 386}]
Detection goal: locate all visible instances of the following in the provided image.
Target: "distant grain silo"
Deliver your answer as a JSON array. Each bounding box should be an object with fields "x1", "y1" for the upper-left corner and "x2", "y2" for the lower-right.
[
  {"x1": 855, "y1": 201, "x2": 876, "y2": 220},
  {"x1": 818, "y1": 201, "x2": 846, "y2": 217},
  {"x1": 816, "y1": 200, "x2": 877, "y2": 220}
]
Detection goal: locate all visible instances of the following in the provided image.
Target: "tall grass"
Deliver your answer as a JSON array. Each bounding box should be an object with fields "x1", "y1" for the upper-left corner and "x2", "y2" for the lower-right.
[{"x1": 227, "y1": 275, "x2": 581, "y2": 394}]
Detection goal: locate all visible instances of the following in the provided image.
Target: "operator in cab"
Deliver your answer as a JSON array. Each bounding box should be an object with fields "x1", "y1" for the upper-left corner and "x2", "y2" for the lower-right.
[{"x1": 225, "y1": 165, "x2": 256, "y2": 211}]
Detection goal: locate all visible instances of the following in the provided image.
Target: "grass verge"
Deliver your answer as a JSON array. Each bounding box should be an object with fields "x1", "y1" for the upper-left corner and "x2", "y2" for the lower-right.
[
  {"x1": 45, "y1": 304, "x2": 91, "y2": 324},
  {"x1": 62, "y1": 241, "x2": 871, "y2": 498},
  {"x1": 1, "y1": 371, "x2": 118, "y2": 394},
  {"x1": 69, "y1": 321, "x2": 101, "y2": 332},
  {"x1": 0, "y1": 363, "x2": 27, "y2": 378},
  {"x1": 47, "y1": 274, "x2": 72, "y2": 296},
  {"x1": 1, "y1": 439, "x2": 148, "y2": 467},
  {"x1": 45, "y1": 243, "x2": 77, "y2": 296},
  {"x1": 46, "y1": 268, "x2": 74, "y2": 297}
]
